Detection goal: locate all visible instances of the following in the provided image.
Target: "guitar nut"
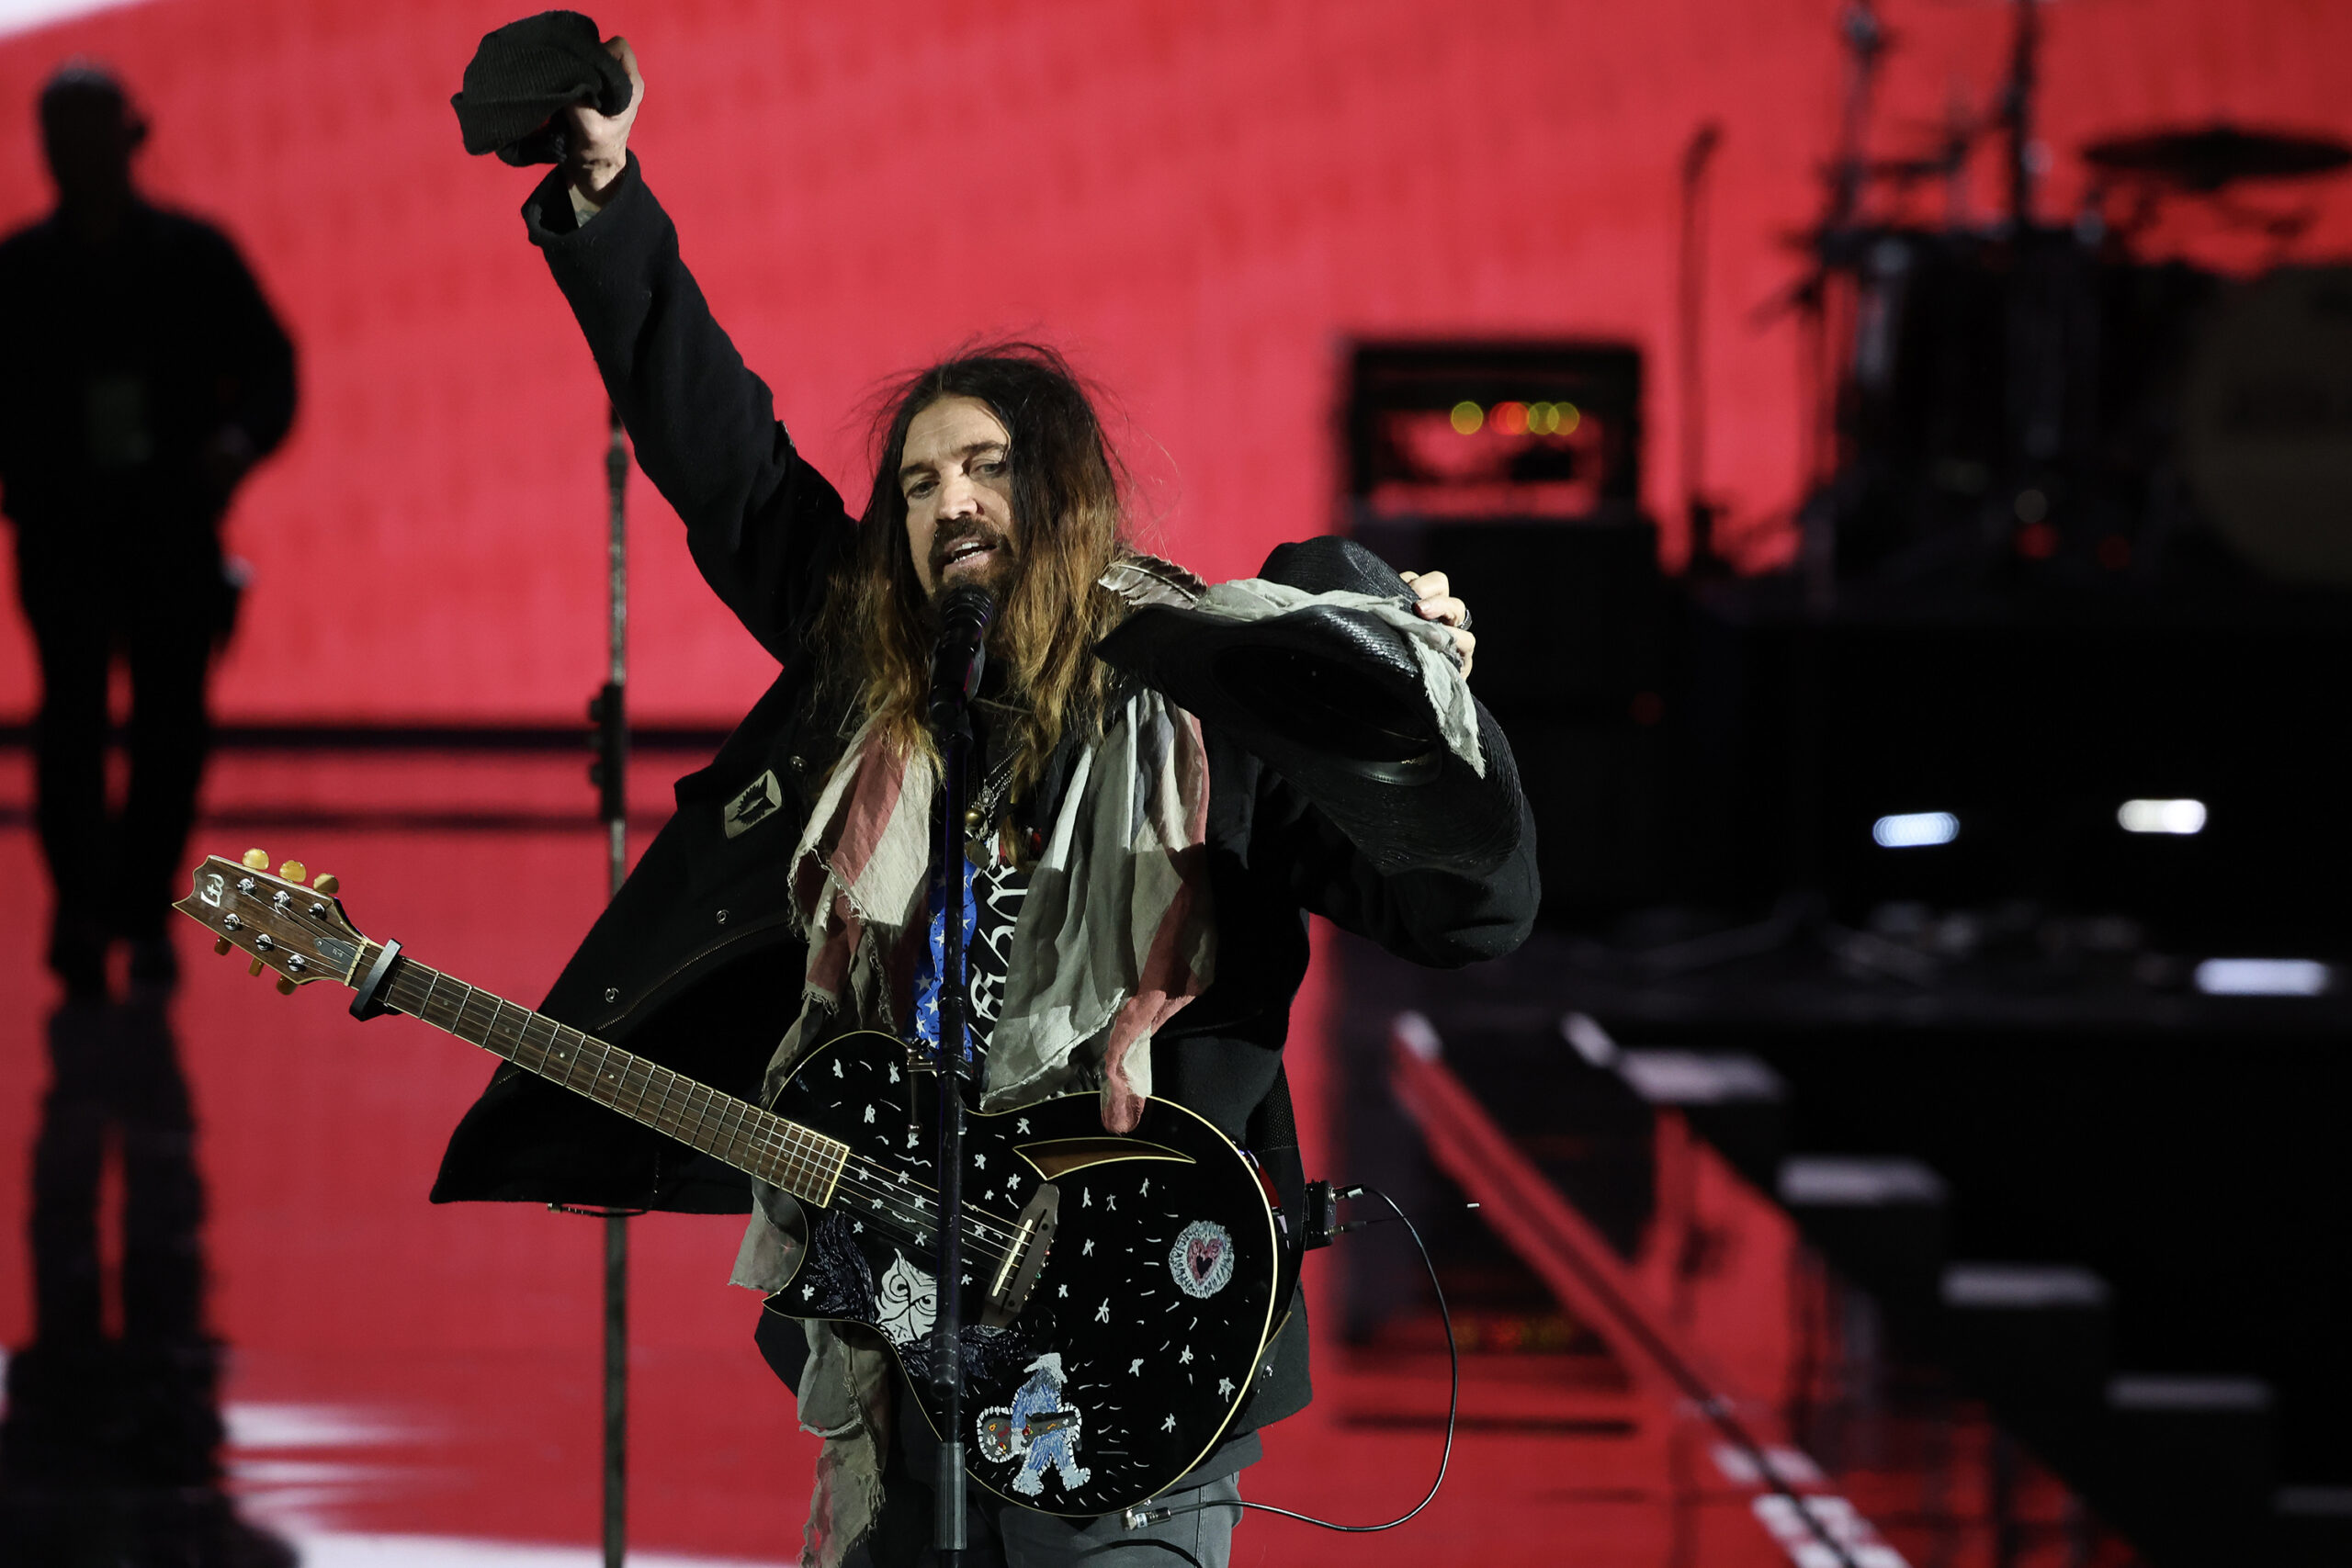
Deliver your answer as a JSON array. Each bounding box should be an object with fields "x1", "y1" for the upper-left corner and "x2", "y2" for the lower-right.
[
  {"x1": 605, "y1": 987, "x2": 620, "y2": 1004},
  {"x1": 716, "y1": 908, "x2": 729, "y2": 925}
]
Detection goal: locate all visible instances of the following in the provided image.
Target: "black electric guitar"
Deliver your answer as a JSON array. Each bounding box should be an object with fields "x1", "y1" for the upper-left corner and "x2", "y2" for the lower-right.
[{"x1": 174, "y1": 852, "x2": 1283, "y2": 1517}]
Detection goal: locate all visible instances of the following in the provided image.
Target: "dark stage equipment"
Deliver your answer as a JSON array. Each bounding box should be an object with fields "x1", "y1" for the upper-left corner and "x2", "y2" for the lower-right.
[
  {"x1": 1675, "y1": 594, "x2": 2352, "y2": 946},
  {"x1": 1341, "y1": 340, "x2": 1642, "y2": 530},
  {"x1": 2084, "y1": 124, "x2": 2352, "y2": 193},
  {"x1": 1344, "y1": 341, "x2": 1675, "y2": 919},
  {"x1": 1690, "y1": 0, "x2": 2352, "y2": 940},
  {"x1": 1323, "y1": 11, "x2": 2352, "y2": 1541},
  {"x1": 1789, "y1": 2, "x2": 2352, "y2": 601}
]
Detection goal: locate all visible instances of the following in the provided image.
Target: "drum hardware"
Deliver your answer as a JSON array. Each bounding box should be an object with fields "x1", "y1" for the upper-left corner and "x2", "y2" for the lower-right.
[
  {"x1": 2084, "y1": 126, "x2": 2352, "y2": 194},
  {"x1": 1775, "y1": 0, "x2": 2352, "y2": 597}
]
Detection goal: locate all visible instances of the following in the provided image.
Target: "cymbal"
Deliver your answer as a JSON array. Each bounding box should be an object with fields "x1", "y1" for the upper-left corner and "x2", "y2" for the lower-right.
[{"x1": 2085, "y1": 124, "x2": 2352, "y2": 192}]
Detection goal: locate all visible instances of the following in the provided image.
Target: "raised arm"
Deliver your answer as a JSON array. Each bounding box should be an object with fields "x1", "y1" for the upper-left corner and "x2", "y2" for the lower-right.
[{"x1": 520, "y1": 37, "x2": 850, "y2": 662}]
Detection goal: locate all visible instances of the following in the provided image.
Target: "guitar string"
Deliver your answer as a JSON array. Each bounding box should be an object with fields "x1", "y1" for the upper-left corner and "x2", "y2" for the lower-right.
[
  {"x1": 383, "y1": 965, "x2": 1024, "y2": 1251},
  {"x1": 391, "y1": 970, "x2": 1033, "y2": 1260},
  {"x1": 515, "y1": 1006, "x2": 1038, "y2": 1252}
]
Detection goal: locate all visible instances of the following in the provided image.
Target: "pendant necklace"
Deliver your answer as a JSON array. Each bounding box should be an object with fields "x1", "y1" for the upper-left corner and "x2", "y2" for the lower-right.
[{"x1": 963, "y1": 751, "x2": 1018, "y2": 868}]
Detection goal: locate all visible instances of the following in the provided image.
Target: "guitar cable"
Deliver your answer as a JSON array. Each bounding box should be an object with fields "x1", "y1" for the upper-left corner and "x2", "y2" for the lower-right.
[{"x1": 1120, "y1": 1184, "x2": 1457, "y2": 1534}]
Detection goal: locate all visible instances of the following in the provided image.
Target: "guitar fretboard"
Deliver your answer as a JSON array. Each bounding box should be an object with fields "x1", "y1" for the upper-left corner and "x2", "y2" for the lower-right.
[{"x1": 364, "y1": 944, "x2": 847, "y2": 1207}]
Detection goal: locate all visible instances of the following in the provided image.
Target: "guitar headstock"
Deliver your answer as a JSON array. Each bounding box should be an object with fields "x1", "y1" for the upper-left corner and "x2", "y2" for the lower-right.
[{"x1": 173, "y1": 849, "x2": 368, "y2": 996}]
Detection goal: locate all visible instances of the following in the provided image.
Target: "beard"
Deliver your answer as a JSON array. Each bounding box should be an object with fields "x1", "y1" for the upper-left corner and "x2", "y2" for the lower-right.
[{"x1": 930, "y1": 524, "x2": 1020, "y2": 603}]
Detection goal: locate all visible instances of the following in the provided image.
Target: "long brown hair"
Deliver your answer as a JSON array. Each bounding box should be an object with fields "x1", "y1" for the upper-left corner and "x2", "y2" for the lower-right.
[{"x1": 817, "y1": 343, "x2": 1133, "y2": 791}]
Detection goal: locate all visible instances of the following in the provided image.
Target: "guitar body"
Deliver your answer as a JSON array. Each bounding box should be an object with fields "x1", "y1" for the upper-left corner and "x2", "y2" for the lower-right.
[{"x1": 765, "y1": 1031, "x2": 1281, "y2": 1516}]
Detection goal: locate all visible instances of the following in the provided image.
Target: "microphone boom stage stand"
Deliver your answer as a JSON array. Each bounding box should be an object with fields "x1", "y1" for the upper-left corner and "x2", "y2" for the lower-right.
[
  {"x1": 576, "y1": 406, "x2": 634, "y2": 1568},
  {"x1": 926, "y1": 584, "x2": 995, "y2": 1567}
]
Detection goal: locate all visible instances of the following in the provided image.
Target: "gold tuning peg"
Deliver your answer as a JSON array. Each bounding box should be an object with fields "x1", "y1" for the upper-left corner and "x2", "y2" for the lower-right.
[
  {"x1": 214, "y1": 938, "x2": 232, "y2": 956},
  {"x1": 313, "y1": 874, "x2": 340, "y2": 896},
  {"x1": 279, "y1": 861, "x2": 308, "y2": 885},
  {"x1": 276, "y1": 976, "x2": 297, "y2": 996},
  {"x1": 248, "y1": 957, "x2": 266, "y2": 978},
  {"x1": 242, "y1": 848, "x2": 270, "y2": 871}
]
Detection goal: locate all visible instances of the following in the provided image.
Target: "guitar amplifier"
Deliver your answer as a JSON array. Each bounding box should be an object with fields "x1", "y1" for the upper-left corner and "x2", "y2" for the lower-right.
[{"x1": 1342, "y1": 340, "x2": 1672, "y2": 919}]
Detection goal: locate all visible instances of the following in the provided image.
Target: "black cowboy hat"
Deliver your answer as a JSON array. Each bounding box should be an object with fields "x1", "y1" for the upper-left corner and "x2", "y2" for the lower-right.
[
  {"x1": 1095, "y1": 536, "x2": 1526, "y2": 874},
  {"x1": 452, "y1": 10, "x2": 633, "y2": 166}
]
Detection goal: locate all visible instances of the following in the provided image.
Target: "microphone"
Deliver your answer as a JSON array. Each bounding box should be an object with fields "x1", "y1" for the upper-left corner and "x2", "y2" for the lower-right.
[{"x1": 929, "y1": 584, "x2": 996, "y2": 728}]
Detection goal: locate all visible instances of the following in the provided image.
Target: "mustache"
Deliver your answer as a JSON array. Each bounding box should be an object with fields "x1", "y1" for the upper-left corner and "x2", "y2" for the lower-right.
[{"x1": 930, "y1": 524, "x2": 1014, "y2": 575}]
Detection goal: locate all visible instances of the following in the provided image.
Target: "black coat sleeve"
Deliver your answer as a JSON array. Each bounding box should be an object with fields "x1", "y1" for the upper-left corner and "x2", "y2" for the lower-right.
[
  {"x1": 1255, "y1": 756, "x2": 1541, "y2": 970},
  {"x1": 523, "y1": 157, "x2": 852, "y2": 662}
]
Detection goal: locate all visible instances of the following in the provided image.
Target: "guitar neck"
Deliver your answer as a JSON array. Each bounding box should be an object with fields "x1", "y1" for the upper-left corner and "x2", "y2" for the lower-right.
[{"x1": 356, "y1": 943, "x2": 846, "y2": 1208}]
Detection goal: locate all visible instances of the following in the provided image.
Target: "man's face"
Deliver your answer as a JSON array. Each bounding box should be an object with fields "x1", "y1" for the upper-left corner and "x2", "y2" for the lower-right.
[{"x1": 899, "y1": 396, "x2": 1018, "y2": 601}]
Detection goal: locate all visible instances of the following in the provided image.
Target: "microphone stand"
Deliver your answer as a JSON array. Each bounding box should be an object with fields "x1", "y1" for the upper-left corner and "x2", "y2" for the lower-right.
[
  {"x1": 927, "y1": 587, "x2": 991, "y2": 1567},
  {"x1": 584, "y1": 406, "x2": 632, "y2": 1568}
]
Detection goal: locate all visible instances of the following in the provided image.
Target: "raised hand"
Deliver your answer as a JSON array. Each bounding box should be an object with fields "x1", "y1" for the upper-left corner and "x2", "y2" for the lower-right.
[
  {"x1": 565, "y1": 36, "x2": 642, "y2": 206},
  {"x1": 1399, "y1": 570, "x2": 1476, "y2": 679}
]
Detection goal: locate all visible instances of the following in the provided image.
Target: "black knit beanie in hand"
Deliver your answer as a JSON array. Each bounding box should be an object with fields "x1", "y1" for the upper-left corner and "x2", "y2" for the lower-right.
[{"x1": 451, "y1": 11, "x2": 633, "y2": 166}]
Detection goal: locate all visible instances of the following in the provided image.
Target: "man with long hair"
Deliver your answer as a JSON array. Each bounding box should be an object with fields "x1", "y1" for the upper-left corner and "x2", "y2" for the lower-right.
[{"x1": 434, "y1": 30, "x2": 1535, "y2": 1568}]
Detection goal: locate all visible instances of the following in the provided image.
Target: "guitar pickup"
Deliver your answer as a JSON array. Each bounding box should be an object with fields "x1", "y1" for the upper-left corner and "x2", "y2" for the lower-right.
[{"x1": 983, "y1": 1182, "x2": 1059, "y2": 1327}]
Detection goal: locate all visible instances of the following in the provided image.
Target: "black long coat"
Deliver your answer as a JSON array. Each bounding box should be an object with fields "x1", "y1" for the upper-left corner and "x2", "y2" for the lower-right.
[{"x1": 430, "y1": 158, "x2": 1539, "y2": 1438}]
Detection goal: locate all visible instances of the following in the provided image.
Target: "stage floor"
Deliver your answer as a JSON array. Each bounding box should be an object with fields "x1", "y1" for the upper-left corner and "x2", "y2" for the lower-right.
[{"x1": 0, "y1": 751, "x2": 2130, "y2": 1566}]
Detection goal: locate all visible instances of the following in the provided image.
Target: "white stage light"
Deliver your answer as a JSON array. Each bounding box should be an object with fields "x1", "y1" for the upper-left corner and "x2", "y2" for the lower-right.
[
  {"x1": 2193, "y1": 959, "x2": 2333, "y2": 997},
  {"x1": 2119, "y1": 798, "x2": 2207, "y2": 835},
  {"x1": 1872, "y1": 812, "x2": 1959, "y2": 848},
  {"x1": 0, "y1": 0, "x2": 148, "y2": 40}
]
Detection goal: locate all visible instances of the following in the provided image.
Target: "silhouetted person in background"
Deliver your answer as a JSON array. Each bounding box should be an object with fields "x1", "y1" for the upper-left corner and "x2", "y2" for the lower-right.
[
  {"x1": 0, "y1": 63, "x2": 295, "y2": 999},
  {"x1": 0, "y1": 1001, "x2": 293, "y2": 1567}
]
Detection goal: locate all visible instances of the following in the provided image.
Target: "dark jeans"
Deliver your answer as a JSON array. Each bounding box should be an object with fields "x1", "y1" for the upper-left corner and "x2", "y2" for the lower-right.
[
  {"x1": 17, "y1": 533, "x2": 222, "y2": 953},
  {"x1": 845, "y1": 1472, "x2": 1243, "y2": 1568},
  {"x1": 846, "y1": 1373, "x2": 1248, "y2": 1568}
]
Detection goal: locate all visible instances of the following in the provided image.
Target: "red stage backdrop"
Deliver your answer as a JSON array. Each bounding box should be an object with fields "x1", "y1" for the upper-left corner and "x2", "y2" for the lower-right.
[{"x1": 3, "y1": 0, "x2": 2348, "y2": 726}]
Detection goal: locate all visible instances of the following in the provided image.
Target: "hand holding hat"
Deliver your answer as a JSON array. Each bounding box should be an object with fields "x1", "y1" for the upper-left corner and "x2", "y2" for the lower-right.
[
  {"x1": 1095, "y1": 537, "x2": 1526, "y2": 875},
  {"x1": 451, "y1": 10, "x2": 636, "y2": 169}
]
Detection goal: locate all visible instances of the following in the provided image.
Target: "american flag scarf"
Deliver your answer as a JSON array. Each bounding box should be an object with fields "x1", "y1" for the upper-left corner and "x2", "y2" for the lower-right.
[{"x1": 732, "y1": 684, "x2": 1213, "y2": 1568}]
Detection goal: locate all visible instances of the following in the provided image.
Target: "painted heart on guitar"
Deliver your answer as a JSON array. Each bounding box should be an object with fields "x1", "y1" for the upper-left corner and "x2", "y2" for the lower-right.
[{"x1": 1168, "y1": 1219, "x2": 1236, "y2": 1299}]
